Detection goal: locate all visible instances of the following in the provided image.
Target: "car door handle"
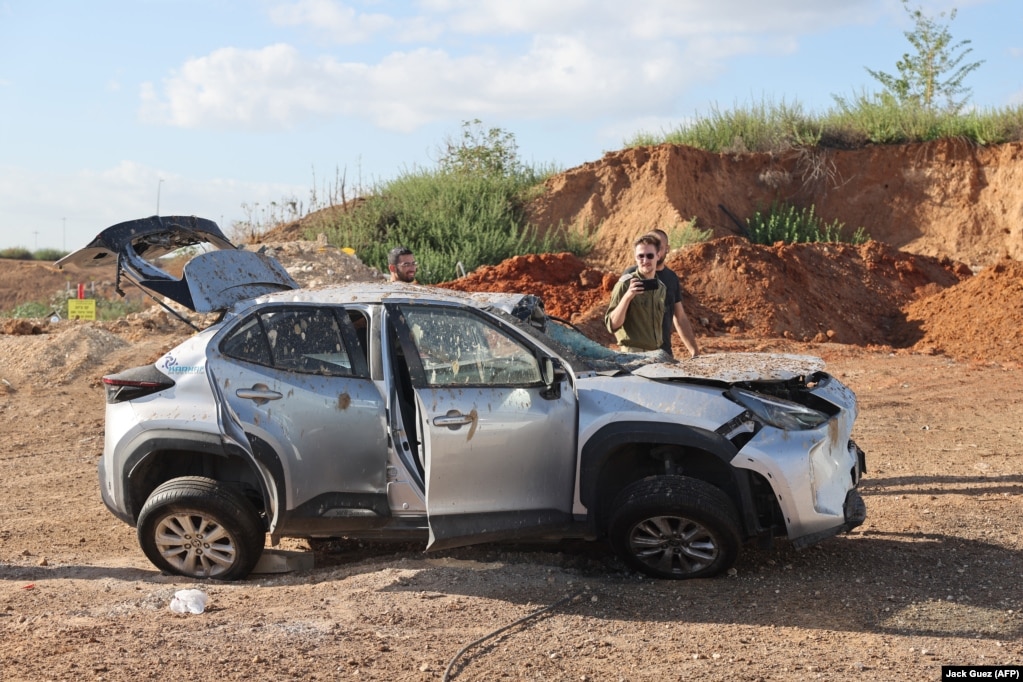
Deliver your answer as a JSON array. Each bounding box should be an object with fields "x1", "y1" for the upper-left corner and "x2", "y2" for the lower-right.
[
  {"x1": 433, "y1": 412, "x2": 473, "y2": 427},
  {"x1": 236, "y1": 386, "x2": 283, "y2": 403}
]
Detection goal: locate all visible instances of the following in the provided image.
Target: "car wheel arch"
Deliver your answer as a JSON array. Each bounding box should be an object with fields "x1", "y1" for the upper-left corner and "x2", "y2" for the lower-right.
[
  {"x1": 121, "y1": 431, "x2": 279, "y2": 526},
  {"x1": 578, "y1": 421, "x2": 747, "y2": 533}
]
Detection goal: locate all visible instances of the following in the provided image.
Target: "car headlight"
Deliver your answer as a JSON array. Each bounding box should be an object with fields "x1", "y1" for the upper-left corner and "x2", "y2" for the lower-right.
[{"x1": 726, "y1": 387, "x2": 829, "y2": 430}]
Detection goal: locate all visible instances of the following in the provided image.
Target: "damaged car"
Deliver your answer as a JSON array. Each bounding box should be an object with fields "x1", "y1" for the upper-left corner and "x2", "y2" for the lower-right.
[{"x1": 58, "y1": 216, "x2": 867, "y2": 581}]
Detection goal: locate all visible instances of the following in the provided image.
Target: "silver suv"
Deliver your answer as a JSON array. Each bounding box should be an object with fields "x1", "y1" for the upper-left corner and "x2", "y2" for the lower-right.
[{"x1": 60, "y1": 216, "x2": 866, "y2": 581}]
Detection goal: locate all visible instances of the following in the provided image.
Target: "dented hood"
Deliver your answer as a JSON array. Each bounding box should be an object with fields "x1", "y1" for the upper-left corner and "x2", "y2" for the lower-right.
[
  {"x1": 56, "y1": 215, "x2": 298, "y2": 313},
  {"x1": 632, "y1": 353, "x2": 826, "y2": 384}
]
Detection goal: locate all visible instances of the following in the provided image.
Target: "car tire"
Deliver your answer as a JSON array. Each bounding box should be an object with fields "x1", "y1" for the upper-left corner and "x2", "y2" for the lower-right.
[
  {"x1": 137, "y1": 476, "x2": 265, "y2": 581},
  {"x1": 608, "y1": 475, "x2": 741, "y2": 580}
]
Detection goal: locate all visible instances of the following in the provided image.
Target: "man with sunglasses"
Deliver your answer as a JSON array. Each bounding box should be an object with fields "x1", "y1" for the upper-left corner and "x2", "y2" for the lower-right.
[
  {"x1": 622, "y1": 229, "x2": 700, "y2": 359},
  {"x1": 605, "y1": 234, "x2": 666, "y2": 352},
  {"x1": 388, "y1": 245, "x2": 418, "y2": 283}
]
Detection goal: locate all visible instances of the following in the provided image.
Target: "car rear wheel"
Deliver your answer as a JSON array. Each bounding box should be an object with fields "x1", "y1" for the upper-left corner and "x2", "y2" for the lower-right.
[
  {"x1": 608, "y1": 475, "x2": 741, "y2": 580},
  {"x1": 137, "y1": 476, "x2": 265, "y2": 580}
]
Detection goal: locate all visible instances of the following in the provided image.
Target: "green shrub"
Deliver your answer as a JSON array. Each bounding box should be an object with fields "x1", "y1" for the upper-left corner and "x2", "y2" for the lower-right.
[
  {"x1": 33, "y1": 248, "x2": 69, "y2": 262},
  {"x1": 0, "y1": 247, "x2": 33, "y2": 260},
  {"x1": 317, "y1": 121, "x2": 574, "y2": 284},
  {"x1": 629, "y1": 99, "x2": 822, "y2": 153},
  {"x1": 438, "y1": 119, "x2": 525, "y2": 178},
  {"x1": 95, "y1": 298, "x2": 147, "y2": 320},
  {"x1": 323, "y1": 169, "x2": 569, "y2": 284},
  {"x1": 544, "y1": 220, "x2": 598, "y2": 257},
  {"x1": 627, "y1": 96, "x2": 1023, "y2": 152},
  {"x1": 746, "y1": 202, "x2": 869, "y2": 245},
  {"x1": 5, "y1": 301, "x2": 50, "y2": 318},
  {"x1": 665, "y1": 220, "x2": 713, "y2": 248}
]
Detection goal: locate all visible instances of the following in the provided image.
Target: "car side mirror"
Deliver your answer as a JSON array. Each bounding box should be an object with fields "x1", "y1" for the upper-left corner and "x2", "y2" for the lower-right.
[{"x1": 540, "y1": 357, "x2": 565, "y2": 400}]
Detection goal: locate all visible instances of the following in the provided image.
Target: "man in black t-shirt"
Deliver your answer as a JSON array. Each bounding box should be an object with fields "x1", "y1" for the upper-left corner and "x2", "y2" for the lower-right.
[{"x1": 623, "y1": 229, "x2": 700, "y2": 358}]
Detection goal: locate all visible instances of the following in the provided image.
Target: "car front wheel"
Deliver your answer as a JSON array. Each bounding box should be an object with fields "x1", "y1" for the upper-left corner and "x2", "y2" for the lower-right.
[
  {"x1": 608, "y1": 475, "x2": 741, "y2": 580},
  {"x1": 137, "y1": 476, "x2": 265, "y2": 580}
]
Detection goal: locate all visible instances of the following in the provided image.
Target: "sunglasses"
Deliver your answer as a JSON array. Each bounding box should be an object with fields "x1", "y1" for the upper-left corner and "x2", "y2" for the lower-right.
[{"x1": 636, "y1": 253, "x2": 657, "y2": 260}]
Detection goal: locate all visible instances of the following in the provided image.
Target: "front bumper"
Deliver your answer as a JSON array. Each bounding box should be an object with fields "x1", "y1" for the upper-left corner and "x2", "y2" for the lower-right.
[
  {"x1": 735, "y1": 431, "x2": 867, "y2": 544},
  {"x1": 791, "y1": 488, "x2": 866, "y2": 550}
]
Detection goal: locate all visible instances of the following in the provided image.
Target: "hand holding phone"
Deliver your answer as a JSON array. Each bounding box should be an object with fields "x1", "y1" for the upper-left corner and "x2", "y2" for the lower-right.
[{"x1": 639, "y1": 278, "x2": 659, "y2": 291}]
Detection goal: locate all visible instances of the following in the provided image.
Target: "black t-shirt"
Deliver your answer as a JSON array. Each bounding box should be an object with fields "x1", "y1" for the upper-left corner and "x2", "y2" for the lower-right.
[{"x1": 624, "y1": 265, "x2": 683, "y2": 356}]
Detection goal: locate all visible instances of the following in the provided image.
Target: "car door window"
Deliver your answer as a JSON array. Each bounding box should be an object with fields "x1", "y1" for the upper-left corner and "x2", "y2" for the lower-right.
[
  {"x1": 399, "y1": 306, "x2": 541, "y2": 387},
  {"x1": 221, "y1": 307, "x2": 368, "y2": 377}
]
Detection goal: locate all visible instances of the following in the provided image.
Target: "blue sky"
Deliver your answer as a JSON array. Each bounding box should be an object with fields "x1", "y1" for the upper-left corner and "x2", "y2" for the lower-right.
[{"x1": 1, "y1": 0, "x2": 1020, "y2": 252}]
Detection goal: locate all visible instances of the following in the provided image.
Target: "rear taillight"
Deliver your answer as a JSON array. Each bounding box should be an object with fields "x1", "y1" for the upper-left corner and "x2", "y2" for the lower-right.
[{"x1": 102, "y1": 365, "x2": 175, "y2": 403}]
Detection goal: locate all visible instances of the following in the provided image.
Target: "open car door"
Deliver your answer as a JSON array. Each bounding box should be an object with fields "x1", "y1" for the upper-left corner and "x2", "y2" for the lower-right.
[{"x1": 386, "y1": 303, "x2": 578, "y2": 551}]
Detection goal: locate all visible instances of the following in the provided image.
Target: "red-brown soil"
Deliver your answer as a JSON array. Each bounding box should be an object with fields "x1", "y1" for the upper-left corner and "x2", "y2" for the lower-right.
[{"x1": 903, "y1": 257, "x2": 1023, "y2": 365}]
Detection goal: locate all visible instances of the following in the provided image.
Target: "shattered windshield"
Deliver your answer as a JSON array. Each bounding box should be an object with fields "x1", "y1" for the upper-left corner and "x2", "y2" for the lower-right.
[
  {"x1": 544, "y1": 318, "x2": 674, "y2": 371},
  {"x1": 490, "y1": 306, "x2": 673, "y2": 373}
]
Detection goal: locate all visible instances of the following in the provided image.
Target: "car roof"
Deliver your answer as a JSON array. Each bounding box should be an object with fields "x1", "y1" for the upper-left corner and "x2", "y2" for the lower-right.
[{"x1": 236, "y1": 282, "x2": 503, "y2": 311}]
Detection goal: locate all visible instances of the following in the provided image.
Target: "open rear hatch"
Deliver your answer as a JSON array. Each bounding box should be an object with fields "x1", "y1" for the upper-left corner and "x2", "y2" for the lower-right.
[{"x1": 56, "y1": 215, "x2": 298, "y2": 314}]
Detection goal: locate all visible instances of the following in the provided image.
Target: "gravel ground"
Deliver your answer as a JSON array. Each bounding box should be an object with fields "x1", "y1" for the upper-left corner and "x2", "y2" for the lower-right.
[{"x1": 2, "y1": 326, "x2": 1021, "y2": 681}]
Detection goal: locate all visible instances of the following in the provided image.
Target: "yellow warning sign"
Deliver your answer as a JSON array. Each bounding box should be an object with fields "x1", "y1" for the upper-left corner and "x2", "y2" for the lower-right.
[{"x1": 67, "y1": 299, "x2": 97, "y2": 320}]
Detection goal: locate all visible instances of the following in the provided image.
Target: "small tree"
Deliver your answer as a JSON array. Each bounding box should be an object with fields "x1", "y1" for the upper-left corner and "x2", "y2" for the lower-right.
[
  {"x1": 866, "y1": 0, "x2": 984, "y2": 114},
  {"x1": 437, "y1": 119, "x2": 523, "y2": 177}
]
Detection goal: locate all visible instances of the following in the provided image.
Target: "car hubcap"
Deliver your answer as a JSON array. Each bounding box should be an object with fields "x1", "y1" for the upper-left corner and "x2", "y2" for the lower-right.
[
  {"x1": 155, "y1": 513, "x2": 237, "y2": 577},
  {"x1": 628, "y1": 515, "x2": 718, "y2": 576}
]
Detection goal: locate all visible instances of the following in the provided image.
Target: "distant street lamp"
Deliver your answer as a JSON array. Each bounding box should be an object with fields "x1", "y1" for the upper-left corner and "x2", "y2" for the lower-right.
[{"x1": 157, "y1": 178, "x2": 165, "y2": 215}]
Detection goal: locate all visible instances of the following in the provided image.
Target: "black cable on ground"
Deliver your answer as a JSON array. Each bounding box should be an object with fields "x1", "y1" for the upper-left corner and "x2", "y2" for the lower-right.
[{"x1": 442, "y1": 589, "x2": 586, "y2": 681}]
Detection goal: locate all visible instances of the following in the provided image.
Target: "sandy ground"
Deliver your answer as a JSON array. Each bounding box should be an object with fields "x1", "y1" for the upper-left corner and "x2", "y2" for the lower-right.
[{"x1": 1, "y1": 325, "x2": 1021, "y2": 681}]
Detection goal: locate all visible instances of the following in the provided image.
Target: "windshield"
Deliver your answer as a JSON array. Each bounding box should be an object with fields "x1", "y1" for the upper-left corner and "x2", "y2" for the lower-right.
[
  {"x1": 545, "y1": 318, "x2": 674, "y2": 371},
  {"x1": 489, "y1": 305, "x2": 672, "y2": 373}
]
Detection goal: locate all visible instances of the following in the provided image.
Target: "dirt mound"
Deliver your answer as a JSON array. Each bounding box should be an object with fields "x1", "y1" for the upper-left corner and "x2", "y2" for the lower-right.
[
  {"x1": 0, "y1": 324, "x2": 129, "y2": 386},
  {"x1": 2, "y1": 318, "x2": 45, "y2": 335},
  {"x1": 436, "y1": 252, "x2": 619, "y2": 346},
  {"x1": 669, "y1": 237, "x2": 972, "y2": 346},
  {"x1": 245, "y1": 235, "x2": 385, "y2": 288},
  {"x1": 437, "y1": 252, "x2": 614, "y2": 319},
  {"x1": 528, "y1": 140, "x2": 1023, "y2": 272},
  {"x1": 436, "y1": 238, "x2": 979, "y2": 354},
  {"x1": 904, "y1": 258, "x2": 1023, "y2": 365}
]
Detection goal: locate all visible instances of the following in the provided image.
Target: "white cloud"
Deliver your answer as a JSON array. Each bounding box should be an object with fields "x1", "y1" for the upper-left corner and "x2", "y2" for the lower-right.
[
  {"x1": 423, "y1": 0, "x2": 591, "y2": 34},
  {"x1": 267, "y1": 0, "x2": 394, "y2": 43},
  {"x1": 139, "y1": 2, "x2": 880, "y2": 132},
  {"x1": 140, "y1": 44, "x2": 356, "y2": 130},
  {"x1": 425, "y1": 0, "x2": 876, "y2": 38}
]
